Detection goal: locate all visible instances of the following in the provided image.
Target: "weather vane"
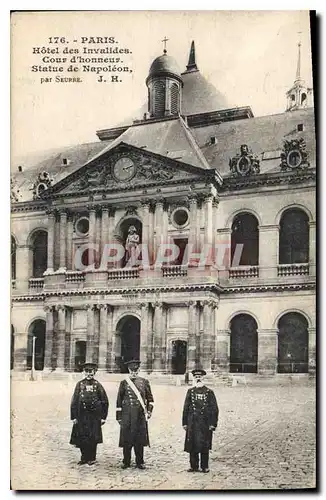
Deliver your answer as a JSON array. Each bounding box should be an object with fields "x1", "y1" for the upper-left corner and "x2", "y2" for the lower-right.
[{"x1": 162, "y1": 36, "x2": 169, "y2": 54}]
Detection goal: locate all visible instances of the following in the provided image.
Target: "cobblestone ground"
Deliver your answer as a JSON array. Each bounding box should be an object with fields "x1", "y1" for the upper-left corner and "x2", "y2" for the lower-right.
[{"x1": 10, "y1": 380, "x2": 316, "y2": 491}]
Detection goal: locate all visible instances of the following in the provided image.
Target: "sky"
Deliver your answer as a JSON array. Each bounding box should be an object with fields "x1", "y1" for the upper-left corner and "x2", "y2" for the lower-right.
[{"x1": 11, "y1": 10, "x2": 313, "y2": 161}]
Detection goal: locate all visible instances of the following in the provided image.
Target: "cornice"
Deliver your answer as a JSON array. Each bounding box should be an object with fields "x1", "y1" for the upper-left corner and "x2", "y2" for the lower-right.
[
  {"x1": 221, "y1": 169, "x2": 316, "y2": 192},
  {"x1": 11, "y1": 280, "x2": 315, "y2": 302},
  {"x1": 223, "y1": 282, "x2": 316, "y2": 294}
]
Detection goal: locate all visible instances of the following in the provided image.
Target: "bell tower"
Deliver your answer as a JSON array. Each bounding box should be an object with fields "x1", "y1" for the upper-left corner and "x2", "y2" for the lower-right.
[
  {"x1": 286, "y1": 42, "x2": 313, "y2": 112},
  {"x1": 146, "y1": 39, "x2": 183, "y2": 118}
]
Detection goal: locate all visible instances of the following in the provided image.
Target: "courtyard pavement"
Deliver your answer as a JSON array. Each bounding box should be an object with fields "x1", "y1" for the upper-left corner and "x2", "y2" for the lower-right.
[{"x1": 10, "y1": 379, "x2": 316, "y2": 491}]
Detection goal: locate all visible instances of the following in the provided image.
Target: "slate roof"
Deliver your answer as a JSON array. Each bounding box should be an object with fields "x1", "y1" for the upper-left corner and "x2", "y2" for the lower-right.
[
  {"x1": 12, "y1": 107, "x2": 315, "y2": 203},
  {"x1": 87, "y1": 116, "x2": 210, "y2": 170},
  {"x1": 192, "y1": 107, "x2": 316, "y2": 177},
  {"x1": 11, "y1": 141, "x2": 112, "y2": 202},
  {"x1": 181, "y1": 69, "x2": 230, "y2": 115}
]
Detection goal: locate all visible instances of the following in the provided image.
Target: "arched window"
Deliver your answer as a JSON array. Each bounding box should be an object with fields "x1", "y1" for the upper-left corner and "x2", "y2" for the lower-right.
[
  {"x1": 277, "y1": 312, "x2": 308, "y2": 373},
  {"x1": 301, "y1": 93, "x2": 307, "y2": 105},
  {"x1": 231, "y1": 213, "x2": 259, "y2": 266},
  {"x1": 27, "y1": 319, "x2": 46, "y2": 371},
  {"x1": 279, "y1": 209, "x2": 309, "y2": 264},
  {"x1": 31, "y1": 230, "x2": 48, "y2": 277},
  {"x1": 11, "y1": 236, "x2": 16, "y2": 280},
  {"x1": 230, "y1": 314, "x2": 258, "y2": 373}
]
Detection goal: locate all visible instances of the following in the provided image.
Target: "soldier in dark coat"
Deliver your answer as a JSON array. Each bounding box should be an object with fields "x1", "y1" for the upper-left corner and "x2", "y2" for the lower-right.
[
  {"x1": 70, "y1": 362, "x2": 109, "y2": 465},
  {"x1": 182, "y1": 368, "x2": 219, "y2": 473},
  {"x1": 116, "y1": 360, "x2": 154, "y2": 469}
]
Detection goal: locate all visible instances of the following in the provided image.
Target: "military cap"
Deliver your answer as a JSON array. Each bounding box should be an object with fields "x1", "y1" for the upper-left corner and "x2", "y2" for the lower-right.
[
  {"x1": 81, "y1": 362, "x2": 98, "y2": 371},
  {"x1": 125, "y1": 359, "x2": 141, "y2": 367},
  {"x1": 191, "y1": 368, "x2": 207, "y2": 376}
]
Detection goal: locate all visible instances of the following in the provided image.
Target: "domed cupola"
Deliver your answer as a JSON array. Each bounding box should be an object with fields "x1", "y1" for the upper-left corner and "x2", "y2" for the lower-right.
[{"x1": 146, "y1": 42, "x2": 183, "y2": 118}]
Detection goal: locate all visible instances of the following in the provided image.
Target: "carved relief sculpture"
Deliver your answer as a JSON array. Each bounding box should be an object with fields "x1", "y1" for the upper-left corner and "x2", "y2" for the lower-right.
[
  {"x1": 279, "y1": 137, "x2": 310, "y2": 171},
  {"x1": 229, "y1": 144, "x2": 260, "y2": 177},
  {"x1": 31, "y1": 171, "x2": 54, "y2": 199}
]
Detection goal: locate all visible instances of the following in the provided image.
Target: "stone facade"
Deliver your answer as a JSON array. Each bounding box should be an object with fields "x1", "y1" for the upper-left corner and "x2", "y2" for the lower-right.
[{"x1": 11, "y1": 43, "x2": 316, "y2": 377}]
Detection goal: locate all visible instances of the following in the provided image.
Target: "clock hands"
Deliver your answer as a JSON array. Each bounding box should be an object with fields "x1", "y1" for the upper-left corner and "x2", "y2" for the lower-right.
[{"x1": 122, "y1": 165, "x2": 134, "y2": 171}]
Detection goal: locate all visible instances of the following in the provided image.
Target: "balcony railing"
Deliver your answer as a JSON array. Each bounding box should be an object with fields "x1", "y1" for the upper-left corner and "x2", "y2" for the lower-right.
[
  {"x1": 108, "y1": 268, "x2": 140, "y2": 280},
  {"x1": 65, "y1": 271, "x2": 85, "y2": 283},
  {"x1": 229, "y1": 266, "x2": 259, "y2": 279},
  {"x1": 277, "y1": 263, "x2": 309, "y2": 277},
  {"x1": 28, "y1": 278, "x2": 44, "y2": 290},
  {"x1": 162, "y1": 265, "x2": 188, "y2": 277}
]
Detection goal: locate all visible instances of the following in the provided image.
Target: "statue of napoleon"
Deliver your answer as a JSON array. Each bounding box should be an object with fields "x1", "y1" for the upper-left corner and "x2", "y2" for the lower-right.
[{"x1": 125, "y1": 225, "x2": 140, "y2": 267}]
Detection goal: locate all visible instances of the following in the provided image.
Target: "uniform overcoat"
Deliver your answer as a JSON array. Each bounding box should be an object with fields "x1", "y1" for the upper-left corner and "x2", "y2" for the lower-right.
[
  {"x1": 182, "y1": 385, "x2": 218, "y2": 453},
  {"x1": 69, "y1": 378, "x2": 109, "y2": 448},
  {"x1": 116, "y1": 377, "x2": 154, "y2": 447}
]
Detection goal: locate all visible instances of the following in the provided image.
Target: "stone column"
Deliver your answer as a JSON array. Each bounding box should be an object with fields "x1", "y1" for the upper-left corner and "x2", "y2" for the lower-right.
[
  {"x1": 152, "y1": 302, "x2": 163, "y2": 371},
  {"x1": 308, "y1": 327, "x2": 316, "y2": 374},
  {"x1": 15, "y1": 245, "x2": 30, "y2": 292},
  {"x1": 257, "y1": 329, "x2": 278, "y2": 374},
  {"x1": 212, "y1": 198, "x2": 219, "y2": 264},
  {"x1": 58, "y1": 210, "x2": 67, "y2": 272},
  {"x1": 108, "y1": 207, "x2": 116, "y2": 268},
  {"x1": 148, "y1": 203, "x2": 155, "y2": 265},
  {"x1": 215, "y1": 330, "x2": 230, "y2": 372},
  {"x1": 100, "y1": 205, "x2": 109, "y2": 268},
  {"x1": 98, "y1": 304, "x2": 108, "y2": 370},
  {"x1": 201, "y1": 300, "x2": 214, "y2": 371},
  {"x1": 309, "y1": 221, "x2": 316, "y2": 277},
  {"x1": 86, "y1": 304, "x2": 95, "y2": 362},
  {"x1": 204, "y1": 195, "x2": 213, "y2": 265},
  {"x1": 106, "y1": 306, "x2": 115, "y2": 372},
  {"x1": 88, "y1": 206, "x2": 96, "y2": 268},
  {"x1": 189, "y1": 196, "x2": 198, "y2": 260},
  {"x1": 161, "y1": 306, "x2": 168, "y2": 373},
  {"x1": 66, "y1": 213, "x2": 73, "y2": 271},
  {"x1": 141, "y1": 200, "x2": 150, "y2": 267},
  {"x1": 147, "y1": 305, "x2": 154, "y2": 372},
  {"x1": 44, "y1": 305, "x2": 54, "y2": 369},
  {"x1": 154, "y1": 199, "x2": 164, "y2": 260},
  {"x1": 46, "y1": 209, "x2": 56, "y2": 273},
  {"x1": 187, "y1": 301, "x2": 197, "y2": 371},
  {"x1": 196, "y1": 197, "x2": 202, "y2": 255},
  {"x1": 56, "y1": 305, "x2": 66, "y2": 370},
  {"x1": 95, "y1": 209, "x2": 101, "y2": 268},
  {"x1": 258, "y1": 225, "x2": 279, "y2": 279},
  {"x1": 140, "y1": 303, "x2": 149, "y2": 372},
  {"x1": 13, "y1": 330, "x2": 30, "y2": 371}
]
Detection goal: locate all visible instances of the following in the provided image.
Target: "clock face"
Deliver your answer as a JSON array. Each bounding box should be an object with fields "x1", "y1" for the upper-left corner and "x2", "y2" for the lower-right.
[{"x1": 113, "y1": 157, "x2": 136, "y2": 182}]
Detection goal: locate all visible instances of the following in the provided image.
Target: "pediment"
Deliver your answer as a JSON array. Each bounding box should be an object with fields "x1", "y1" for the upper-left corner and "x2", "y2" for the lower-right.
[{"x1": 44, "y1": 142, "x2": 215, "y2": 198}]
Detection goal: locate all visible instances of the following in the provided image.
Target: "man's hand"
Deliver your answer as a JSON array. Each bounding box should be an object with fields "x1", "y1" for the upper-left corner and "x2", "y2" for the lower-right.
[
  {"x1": 147, "y1": 412, "x2": 152, "y2": 420},
  {"x1": 73, "y1": 419, "x2": 78, "y2": 425},
  {"x1": 183, "y1": 425, "x2": 188, "y2": 431},
  {"x1": 209, "y1": 425, "x2": 216, "y2": 431},
  {"x1": 101, "y1": 419, "x2": 106, "y2": 425},
  {"x1": 117, "y1": 420, "x2": 121, "y2": 425}
]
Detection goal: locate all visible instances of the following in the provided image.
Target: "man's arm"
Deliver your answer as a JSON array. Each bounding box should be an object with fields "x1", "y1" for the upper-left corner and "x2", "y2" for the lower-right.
[
  {"x1": 145, "y1": 380, "x2": 154, "y2": 416},
  {"x1": 98, "y1": 382, "x2": 109, "y2": 421},
  {"x1": 116, "y1": 380, "x2": 124, "y2": 422},
  {"x1": 208, "y1": 389, "x2": 219, "y2": 430},
  {"x1": 70, "y1": 382, "x2": 80, "y2": 421},
  {"x1": 182, "y1": 389, "x2": 191, "y2": 428}
]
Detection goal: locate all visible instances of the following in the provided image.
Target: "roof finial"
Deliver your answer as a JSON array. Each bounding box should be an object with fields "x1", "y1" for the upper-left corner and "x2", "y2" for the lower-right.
[
  {"x1": 162, "y1": 36, "x2": 169, "y2": 54},
  {"x1": 295, "y1": 33, "x2": 302, "y2": 82},
  {"x1": 186, "y1": 40, "x2": 198, "y2": 72}
]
